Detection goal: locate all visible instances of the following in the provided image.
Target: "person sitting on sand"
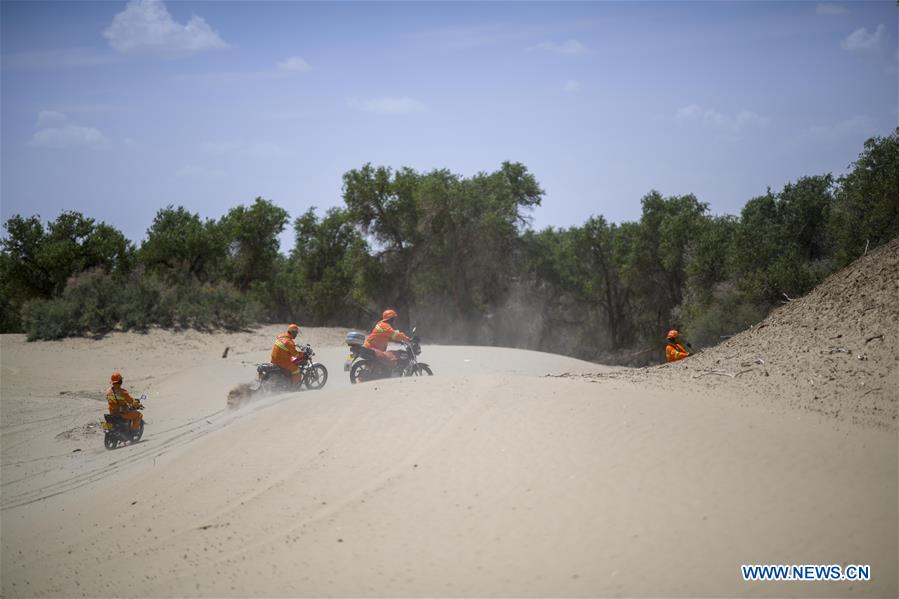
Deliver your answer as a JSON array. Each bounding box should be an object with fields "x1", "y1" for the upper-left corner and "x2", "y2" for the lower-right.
[
  {"x1": 665, "y1": 329, "x2": 691, "y2": 363},
  {"x1": 364, "y1": 309, "x2": 411, "y2": 369},
  {"x1": 107, "y1": 372, "x2": 143, "y2": 431},
  {"x1": 271, "y1": 323, "x2": 305, "y2": 386}
]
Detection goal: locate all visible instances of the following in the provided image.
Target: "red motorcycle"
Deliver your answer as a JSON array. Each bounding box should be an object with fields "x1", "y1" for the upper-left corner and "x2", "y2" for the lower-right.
[
  {"x1": 252, "y1": 344, "x2": 328, "y2": 393},
  {"x1": 345, "y1": 327, "x2": 433, "y2": 384}
]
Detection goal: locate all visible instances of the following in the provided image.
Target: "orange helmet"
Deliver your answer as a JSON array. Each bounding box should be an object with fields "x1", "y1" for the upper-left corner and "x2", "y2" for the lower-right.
[
  {"x1": 667, "y1": 329, "x2": 679, "y2": 340},
  {"x1": 287, "y1": 323, "x2": 299, "y2": 337},
  {"x1": 110, "y1": 372, "x2": 123, "y2": 385},
  {"x1": 382, "y1": 309, "x2": 398, "y2": 321}
]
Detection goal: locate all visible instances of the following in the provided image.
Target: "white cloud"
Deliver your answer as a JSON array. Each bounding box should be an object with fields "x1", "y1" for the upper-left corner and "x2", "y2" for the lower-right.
[
  {"x1": 816, "y1": 3, "x2": 849, "y2": 15},
  {"x1": 28, "y1": 111, "x2": 110, "y2": 150},
  {"x1": 176, "y1": 164, "x2": 226, "y2": 179},
  {"x1": 533, "y1": 39, "x2": 588, "y2": 55},
  {"x1": 277, "y1": 56, "x2": 312, "y2": 72},
  {"x1": 36, "y1": 110, "x2": 68, "y2": 128},
  {"x1": 563, "y1": 79, "x2": 581, "y2": 93},
  {"x1": 841, "y1": 24, "x2": 886, "y2": 52},
  {"x1": 29, "y1": 126, "x2": 110, "y2": 150},
  {"x1": 348, "y1": 96, "x2": 426, "y2": 114},
  {"x1": 676, "y1": 104, "x2": 770, "y2": 133},
  {"x1": 807, "y1": 115, "x2": 877, "y2": 142},
  {"x1": 53, "y1": 104, "x2": 124, "y2": 114},
  {"x1": 104, "y1": 0, "x2": 227, "y2": 55},
  {"x1": 676, "y1": 105, "x2": 702, "y2": 121},
  {"x1": 2, "y1": 47, "x2": 121, "y2": 70}
]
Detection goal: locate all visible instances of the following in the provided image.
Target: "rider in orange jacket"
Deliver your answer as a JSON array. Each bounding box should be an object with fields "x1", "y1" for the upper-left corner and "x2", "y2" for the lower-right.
[
  {"x1": 106, "y1": 372, "x2": 143, "y2": 431},
  {"x1": 364, "y1": 309, "x2": 411, "y2": 368},
  {"x1": 271, "y1": 323, "x2": 305, "y2": 386},
  {"x1": 665, "y1": 329, "x2": 691, "y2": 363}
]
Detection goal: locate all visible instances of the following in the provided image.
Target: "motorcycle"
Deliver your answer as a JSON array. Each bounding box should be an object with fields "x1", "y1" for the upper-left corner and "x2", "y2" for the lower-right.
[
  {"x1": 101, "y1": 395, "x2": 145, "y2": 450},
  {"x1": 345, "y1": 327, "x2": 433, "y2": 384},
  {"x1": 252, "y1": 344, "x2": 328, "y2": 394}
]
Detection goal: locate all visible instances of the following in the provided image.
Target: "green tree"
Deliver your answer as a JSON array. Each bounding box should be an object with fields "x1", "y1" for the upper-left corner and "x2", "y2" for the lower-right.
[
  {"x1": 541, "y1": 217, "x2": 632, "y2": 350},
  {"x1": 219, "y1": 197, "x2": 289, "y2": 291},
  {"x1": 415, "y1": 162, "x2": 543, "y2": 329},
  {"x1": 830, "y1": 128, "x2": 899, "y2": 266},
  {"x1": 681, "y1": 215, "x2": 767, "y2": 346},
  {"x1": 342, "y1": 164, "x2": 424, "y2": 320},
  {"x1": 684, "y1": 215, "x2": 739, "y2": 303},
  {"x1": 139, "y1": 206, "x2": 226, "y2": 283},
  {"x1": 730, "y1": 175, "x2": 834, "y2": 305},
  {"x1": 1, "y1": 215, "x2": 53, "y2": 301},
  {"x1": 285, "y1": 207, "x2": 375, "y2": 324},
  {"x1": 619, "y1": 192, "x2": 709, "y2": 339},
  {"x1": 0, "y1": 212, "x2": 133, "y2": 331},
  {"x1": 778, "y1": 175, "x2": 834, "y2": 263}
]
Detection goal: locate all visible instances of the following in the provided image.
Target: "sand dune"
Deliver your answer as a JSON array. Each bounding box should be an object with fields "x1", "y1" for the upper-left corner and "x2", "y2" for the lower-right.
[
  {"x1": 650, "y1": 237, "x2": 899, "y2": 431},
  {"x1": 1, "y1": 323, "x2": 896, "y2": 597}
]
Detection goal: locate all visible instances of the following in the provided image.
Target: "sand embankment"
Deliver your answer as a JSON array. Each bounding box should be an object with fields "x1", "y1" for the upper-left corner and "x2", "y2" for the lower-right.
[{"x1": 1, "y1": 321, "x2": 895, "y2": 597}]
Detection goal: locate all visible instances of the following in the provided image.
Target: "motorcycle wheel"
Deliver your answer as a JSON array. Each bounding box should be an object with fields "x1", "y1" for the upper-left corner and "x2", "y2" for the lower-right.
[
  {"x1": 413, "y1": 364, "x2": 433, "y2": 376},
  {"x1": 130, "y1": 420, "x2": 145, "y2": 443},
  {"x1": 104, "y1": 433, "x2": 117, "y2": 450},
  {"x1": 349, "y1": 360, "x2": 376, "y2": 384},
  {"x1": 304, "y1": 363, "x2": 329, "y2": 390}
]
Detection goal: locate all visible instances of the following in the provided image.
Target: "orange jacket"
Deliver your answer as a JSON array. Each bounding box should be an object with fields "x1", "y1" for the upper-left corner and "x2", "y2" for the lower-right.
[
  {"x1": 272, "y1": 332, "x2": 303, "y2": 370},
  {"x1": 364, "y1": 320, "x2": 411, "y2": 352},
  {"x1": 107, "y1": 385, "x2": 139, "y2": 414},
  {"x1": 666, "y1": 342, "x2": 690, "y2": 363}
]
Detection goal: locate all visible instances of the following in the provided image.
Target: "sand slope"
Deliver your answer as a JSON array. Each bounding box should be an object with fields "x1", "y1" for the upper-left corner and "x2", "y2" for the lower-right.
[
  {"x1": 649, "y1": 237, "x2": 899, "y2": 430},
  {"x1": 2, "y1": 323, "x2": 896, "y2": 597}
]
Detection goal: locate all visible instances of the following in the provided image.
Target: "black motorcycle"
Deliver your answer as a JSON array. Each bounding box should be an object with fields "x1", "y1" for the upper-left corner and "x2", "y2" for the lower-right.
[
  {"x1": 346, "y1": 327, "x2": 433, "y2": 384},
  {"x1": 252, "y1": 343, "x2": 328, "y2": 394},
  {"x1": 102, "y1": 396, "x2": 145, "y2": 450}
]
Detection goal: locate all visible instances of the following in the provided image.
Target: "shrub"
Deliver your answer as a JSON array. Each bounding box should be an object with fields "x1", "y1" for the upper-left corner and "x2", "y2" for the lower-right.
[
  {"x1": 21, "y1": 270, "x2": 256, "y2": 340},
  {"x1": 681, "y1": 282, "x2": 767, "y2": 348}
]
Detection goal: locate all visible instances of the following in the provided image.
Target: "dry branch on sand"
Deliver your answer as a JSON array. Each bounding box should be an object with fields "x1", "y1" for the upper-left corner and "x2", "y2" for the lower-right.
[{"x1": 691, "y1": 368, "x2": 756, "y2": 379}]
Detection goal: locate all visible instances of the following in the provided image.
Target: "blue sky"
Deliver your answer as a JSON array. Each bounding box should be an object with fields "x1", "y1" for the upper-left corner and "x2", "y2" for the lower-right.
[{"x1": 2, "y1": 1, "x2": 896, "y2": 249}]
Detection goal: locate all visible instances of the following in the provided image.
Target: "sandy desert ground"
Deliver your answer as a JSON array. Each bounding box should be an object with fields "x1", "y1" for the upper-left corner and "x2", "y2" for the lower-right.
[{"x1": 1, "y1": 316, "x2": 896, "y2": 597}]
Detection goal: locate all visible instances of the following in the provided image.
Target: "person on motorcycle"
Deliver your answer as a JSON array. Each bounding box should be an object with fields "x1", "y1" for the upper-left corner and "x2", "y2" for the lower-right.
[
  {"x1": 106, "y1": 372, "x2": 143, "y2": 431},
  {"x1": 364, "y1": 309, "x2": 411, "y2": 369},
  {"x1": 271, "y1": 323, "x2": 305, "y2": 386},
  {"x1": 665, "y1": 329, "x2": 691, "y2": 362}
]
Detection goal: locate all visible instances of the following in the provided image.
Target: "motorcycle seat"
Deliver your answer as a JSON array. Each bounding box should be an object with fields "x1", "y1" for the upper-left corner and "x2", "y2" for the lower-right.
[{"x1": 354, "y1": 346, "x2": 377, "y2": 360}]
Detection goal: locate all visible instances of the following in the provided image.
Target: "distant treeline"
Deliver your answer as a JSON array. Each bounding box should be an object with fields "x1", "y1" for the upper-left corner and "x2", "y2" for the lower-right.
[{"x1": 1, "y1": 128, "x2": 897, "y2": 364}]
